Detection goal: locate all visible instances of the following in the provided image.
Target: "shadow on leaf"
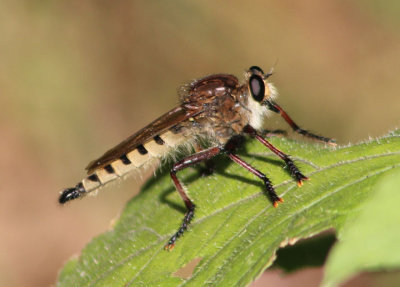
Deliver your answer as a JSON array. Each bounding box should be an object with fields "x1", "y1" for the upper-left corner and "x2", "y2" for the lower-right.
[{"x1": 272, "y1": 231, "x2": 337, "y2": 273}]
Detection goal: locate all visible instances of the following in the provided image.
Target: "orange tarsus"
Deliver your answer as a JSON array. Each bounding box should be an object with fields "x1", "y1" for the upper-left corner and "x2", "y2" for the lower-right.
[
  {"x1": 164, "y1": 244, "x2": 175, "y2": 251},
  {"x1": 297, "y1": 177, "x2": 310, "y2": 187},
  {"x1": 273, "y1": 197, "x2": 284, "y2": 208}
]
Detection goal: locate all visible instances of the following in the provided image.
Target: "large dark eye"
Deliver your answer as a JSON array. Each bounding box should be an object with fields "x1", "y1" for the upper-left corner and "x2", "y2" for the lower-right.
[
  {"x1": 249, "y1": 66, "x2": 264, "y2": 74},
  {"x1": 249, "y1": 75, "x2": 265, "y2": 102}
]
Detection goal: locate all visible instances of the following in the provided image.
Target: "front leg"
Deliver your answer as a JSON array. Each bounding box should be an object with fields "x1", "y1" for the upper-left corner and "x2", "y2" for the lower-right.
[
  {"x1": 265, "y1": 100, "x2": 336, "y2": 145},
  {"x1": 244, "y1": 125, "x2": 308, "y2": 186},
  {"x1": 166, "y1": 146, "x2": 222, "y2": 250}
]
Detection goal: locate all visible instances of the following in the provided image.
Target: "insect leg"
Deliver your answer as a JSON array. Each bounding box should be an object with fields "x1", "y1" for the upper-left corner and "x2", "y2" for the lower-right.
[
  {"x1": 193, "y1": 142, "x2": 215, "y2": 176},
  {"x1": 227, "y1": 152, "x2": 283, "y2": 207},
  {"x1": 265, "y1": 100, "x2": 336, "y2": 145},
  {"x1": 244, "y1": 125, "x2": 308, "y2": 186},
  {"x1": 224, "y1": 134, "x2": 282, "y2": 205},
  {"x1": 165, "y1": 146, "x2": 222, "y2": 250}
]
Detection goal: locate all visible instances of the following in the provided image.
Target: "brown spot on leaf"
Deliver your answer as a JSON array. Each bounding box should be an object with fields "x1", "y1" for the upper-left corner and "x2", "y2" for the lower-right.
[{"x1": 172, "y1": 257, "x2": 203, "y2": 279}]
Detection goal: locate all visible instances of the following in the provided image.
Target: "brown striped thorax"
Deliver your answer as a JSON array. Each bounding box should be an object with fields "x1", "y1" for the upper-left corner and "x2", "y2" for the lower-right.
[{"x1": 59, "y1": 65, "x2": 335, "y2": 250}]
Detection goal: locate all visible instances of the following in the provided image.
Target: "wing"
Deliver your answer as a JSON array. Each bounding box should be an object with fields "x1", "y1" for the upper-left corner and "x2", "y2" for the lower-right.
[
  {"x1": 86, "y1": 106, "x2": 200, "y2": 173},
  {"x1": 86, "y1": 74, "x2": 239, "y2": 174}
]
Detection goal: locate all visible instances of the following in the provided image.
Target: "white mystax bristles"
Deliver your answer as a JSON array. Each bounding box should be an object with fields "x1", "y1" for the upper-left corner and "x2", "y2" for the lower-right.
[{"x1": 267, "y1": 82, "x2": 278, "y2": 100}]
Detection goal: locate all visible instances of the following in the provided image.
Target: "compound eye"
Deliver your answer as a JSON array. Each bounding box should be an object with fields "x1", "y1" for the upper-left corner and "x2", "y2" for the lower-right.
[
  {"x1": 249, "y1": 66, "x2": 264, "y2": 74},
  {"x1": 249, "y1": 75, "x2": 265, "y2": 102}
]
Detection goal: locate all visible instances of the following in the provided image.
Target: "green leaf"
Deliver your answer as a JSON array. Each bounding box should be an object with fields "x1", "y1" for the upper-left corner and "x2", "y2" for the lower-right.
[
  {"x1": 322, "y1": 169, "x2": 400, "y2": 287},
  {"x1": 56, "y1": 130, "x2": 400, "y2": 287}
]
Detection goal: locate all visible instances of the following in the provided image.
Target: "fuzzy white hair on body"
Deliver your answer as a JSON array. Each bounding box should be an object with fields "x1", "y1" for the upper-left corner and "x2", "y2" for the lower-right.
[{"x1": 247, "y1": 82, "x2": 278, "y2": 131}]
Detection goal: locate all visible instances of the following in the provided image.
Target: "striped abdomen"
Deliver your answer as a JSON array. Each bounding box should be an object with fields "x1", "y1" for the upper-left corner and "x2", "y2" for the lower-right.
[{"x1": 59, "y1": 130, "x2": 186, "y2": 203}]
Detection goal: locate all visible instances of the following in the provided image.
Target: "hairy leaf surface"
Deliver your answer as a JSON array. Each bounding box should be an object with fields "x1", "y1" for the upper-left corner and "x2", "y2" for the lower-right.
[{"x1": 57, "y1": 130, "x2": 400, "y2": 287}]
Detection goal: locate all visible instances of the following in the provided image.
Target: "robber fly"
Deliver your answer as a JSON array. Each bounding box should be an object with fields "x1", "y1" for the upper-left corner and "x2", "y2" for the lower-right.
[{"x1": 59, "y1": 66, "x2": 335, "y2": 250}]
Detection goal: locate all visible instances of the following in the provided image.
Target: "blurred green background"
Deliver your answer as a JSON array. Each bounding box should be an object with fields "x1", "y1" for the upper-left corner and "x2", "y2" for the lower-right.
[{"x1": 1, "y1": 1, "x2": 399, "y2": 286}]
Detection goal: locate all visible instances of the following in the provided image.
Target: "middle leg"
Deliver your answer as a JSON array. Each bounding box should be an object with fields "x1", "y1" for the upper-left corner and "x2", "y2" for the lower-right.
[
  {"x1": 224, "y1": 135, "x2": 283, "y2": 207},
  {"x1": 227, "y1": 152, "x2": 283, "y2": 207},
  {"x1": 244, "y1": 125, "x2": 308, "y2": 186}
]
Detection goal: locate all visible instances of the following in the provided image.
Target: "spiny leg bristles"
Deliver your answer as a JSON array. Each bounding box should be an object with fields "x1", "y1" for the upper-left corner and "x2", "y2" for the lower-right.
[
  {"x1": 164, "y1": 205, "x2": 196, "y2": 251},
  {"x1": 284, "y1": 158, "x2": 309, "y2": 185}
]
